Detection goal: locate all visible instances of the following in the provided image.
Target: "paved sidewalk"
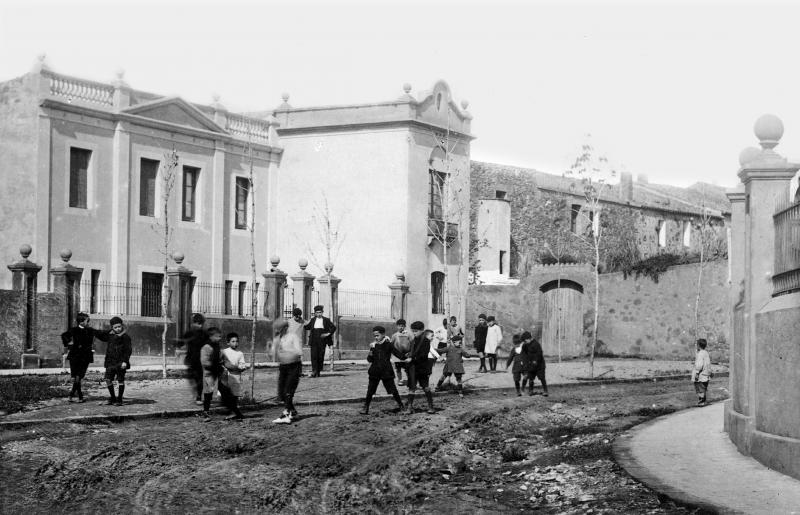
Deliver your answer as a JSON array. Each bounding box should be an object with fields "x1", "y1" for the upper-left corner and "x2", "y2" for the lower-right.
[
  {"x1": 614, "y1": 402, "x2": 800, "y2": 514},
  {"x1": 1, "y1": 358, "x2": 717, "y2": 427}
]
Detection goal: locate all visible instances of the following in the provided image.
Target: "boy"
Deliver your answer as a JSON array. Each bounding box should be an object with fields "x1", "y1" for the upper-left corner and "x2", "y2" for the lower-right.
[
  {"x1": 435, "y1": 332, "x2": 472, "y2": 397},
  {"x1": 521, "y1": 331, "x2": 548, "y2": 396},
  {"x1": 485, "y1": 315, "x2": 503, "y2": 372},
  {"x1": 200, "y1": 327, "x2": 223, "y2": 421},
  {"x1": 61, "y1": 312, "x2": 108, "y2": 403},
  {"x1": 220, "y1": 332, "x2": 247, "y2": 420},
  {"x1": 273, "y1": 319, "x2": 303, "y2": 424},
  {"x1": 104, "y1": 316, "x2": 132, "y2": 406},
  {"x1": 360, "y1": 326, "x2": 405, "y2": 415},
  {"x1": 177, "y1": 313, "x2": 208, "y2": 405},
  {"x1": 304, "y1": 305, "x2": 336, "y2": 377},
  {"x1": 447, "y1": 316, "x2": 464, "y2": 346},
  {"x1": 692, "y1": 338, "x2": 711, "y2": 406},
  {"x1": 405, "y1": 321, "x2": 436, "y2": 414},
  {"x1": 390, "y1": 319, "x2": 412, "y2": 386},
  {"x1": 474, "y1": 314, "x2": 488, "y2": 373}
]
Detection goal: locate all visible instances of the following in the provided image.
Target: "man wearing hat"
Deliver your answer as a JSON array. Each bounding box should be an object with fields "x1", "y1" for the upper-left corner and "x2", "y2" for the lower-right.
[{"x1": 304, "y1": 305, "x2": 336, "y2": 377}]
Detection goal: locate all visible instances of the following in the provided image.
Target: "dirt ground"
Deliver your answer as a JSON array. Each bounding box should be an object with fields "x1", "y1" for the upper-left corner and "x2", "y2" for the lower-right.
[{"x1": 1, "y1": 378, "x2": 724, "y2": 514}]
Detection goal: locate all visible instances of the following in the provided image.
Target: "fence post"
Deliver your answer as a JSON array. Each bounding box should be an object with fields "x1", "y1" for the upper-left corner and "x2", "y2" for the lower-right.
[
  {"x1": 388, "y1": 270, "x2": 409, "y2": 321},
  {"x1": 7, "y1": 244, "x2": 42, "y2": 367},
  {"x1": 50, "y1": 249, "x2": 83, "y2": 368},
  {"x1": 316, "y1": 263, "x2": 341, "y2": 321},
  {"x1": 291, "y1": 258, "x2": 316, "y2": 344},
  {"x1": 167, "y1": 252, "x2": 195, "y2": 340},
  {"x1": 262, "y1": 256, "x2": 287, "y2": 320}
]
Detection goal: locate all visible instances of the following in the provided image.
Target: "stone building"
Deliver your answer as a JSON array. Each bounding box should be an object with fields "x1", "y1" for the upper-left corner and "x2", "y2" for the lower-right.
[
  {"x1": 725, "y1": 114, "x2": 800, "y2": 480},
  {"x1": 0, "y1": 58, "x2": 472, "y2": 341}
]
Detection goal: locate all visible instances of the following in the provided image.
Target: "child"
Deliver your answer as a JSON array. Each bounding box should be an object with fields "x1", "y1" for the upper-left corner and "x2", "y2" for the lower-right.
[
  {"x1": 485, "y1": 315, "x2": 503, "y2": 372},
  {"x1": 390, "y1": 319, "x2": 412, "y2": 386},
  {"x1": 434, "y1": 333, "x2": 472, "y2": 397},
  {"x1": 200, "y1": 327, "x2": 223, "y2": 421},
  {"x1": 176, "y1": 313, "x2": 208, "y2": 406},
  {"x1": 405, "y1": 322, "x2": 436, "y2": 414},
  {"x1": 428, "y1": 325, "x2": 443, "y2": 375},
  {"x1": 521, "y1": 331, "x2": 548, "y2": 396},
  {"x1": 448, "y1": 316, "x2": 464, "y2": 346},
  {"x1": 104, "y1": 316, "x2": 132, "y2": 406},
  {"x1": 61, "y1": 312, "x2": 108, "y2": 403},
  {"x1": 220, "y1": 332, "x2": 247, "y2": 420},
  {"x1": 692, "y1": 338, "x2": 711, "y2": 406},
  {"x1": 272, "y1": 319, "x2": 303, "y2": 424},
  {"x1": 360, "y1": 326, "x2": 405, "y2": 415},
  {"x1": 506, "y1": 334, "x2": 528, "y2": 396},
  {"x1": 474, "y1": 314, "x2": 488, "y2": 373}
]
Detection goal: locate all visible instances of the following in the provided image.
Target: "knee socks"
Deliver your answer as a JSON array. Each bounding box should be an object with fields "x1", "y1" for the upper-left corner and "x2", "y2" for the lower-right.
[
  {"x1": 479, "y1": 357, "x2": 486, "y2": 370},
  {"x1": 424, "y1": 389, "x2": 434, "y2": 409},
  {"x1": 203, "y1": 393, "x2": 212, "y2": 412},
  {"x1": 117, "y1": 384, "x2": 125, "y2": 402},
  {"x1": 514, "y1": 380, "x2": 521, "y2": 394},
  {"x1": 107, "y1": 383, "x2": 116, "y2": 401}
]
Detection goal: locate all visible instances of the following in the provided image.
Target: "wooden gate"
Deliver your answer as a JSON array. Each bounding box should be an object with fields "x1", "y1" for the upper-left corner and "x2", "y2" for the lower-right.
[{"x1": 540, "y1": 279, "x2": 584, "y2": 359}]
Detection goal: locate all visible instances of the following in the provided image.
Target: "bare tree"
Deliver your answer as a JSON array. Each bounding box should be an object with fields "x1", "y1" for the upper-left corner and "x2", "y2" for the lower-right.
[
  {"x1": 305, "y1": 194, "x2": 347, "y2": 371},
  {"x1": 157, "y1": 148, "x2": 179, "y2": 379},
  {"x1": 241, "y1": 136, "x2": 259, "y2": 401},
  {"x1": 565, "y1": 137, "x2": 615, "y2": 378}
]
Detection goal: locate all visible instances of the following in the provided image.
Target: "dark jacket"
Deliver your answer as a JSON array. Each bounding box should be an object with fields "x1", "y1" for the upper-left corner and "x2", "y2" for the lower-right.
[
  {"x1": 180, "y1": 327, "x2": 208, "y2": 368},
  {"x1": 474, "y1": 324, "x2": 488, "y2": 345},
  {"x1": 367, "y1": 336, "x2": 402, "y2": 379},
  {"x1": 440, "y1": 344, "x2": 471, "y2": 374},
  {"x1": 527, "y1": 339, "x2": 545, "y2": 371},
  {"x1": 61, "y1": 326, "x2": 108, "y2": 364},
  {"x1": 104, "y1": 332, "x2": 132, "y2": 369},
  {"x1": 408, "y1": 333, "x2": 433, "y2": 375},
  {"x1": 304, "y1": 316, "x2": 336, "y2": 346},
  {"x1": 506, "y1": 343, "x2": 536, "y2": 374}
]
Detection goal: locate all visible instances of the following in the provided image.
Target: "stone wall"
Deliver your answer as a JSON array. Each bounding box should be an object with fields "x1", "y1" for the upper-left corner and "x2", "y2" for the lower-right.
[
  {"x1": 465, "y1": 260, "x2": 729, "y2": 361},
  {"x1": 34, "y1": 292, "x2": 66, "y2": 367},
  {"x1": 0, "y1": 290, "x2": 26, "y2": 368}
]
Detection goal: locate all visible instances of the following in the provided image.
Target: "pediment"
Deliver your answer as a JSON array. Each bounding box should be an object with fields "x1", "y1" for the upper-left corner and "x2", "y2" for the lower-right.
[
  {"x1": 414, "y1": 80, "x2": 472, "y2": 135},
  {"x1": 123, "y1": 97, "x2": 225, "y2": 133}
]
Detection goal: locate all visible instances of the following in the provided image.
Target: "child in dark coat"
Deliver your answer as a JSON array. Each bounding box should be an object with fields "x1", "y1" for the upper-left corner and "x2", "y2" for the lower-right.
[
  {"x1": 61, "y1": 312, "x2": 109, "y2": 403},
  {"x1": 506, "y1": 334, "x2": 535, "y2": 396},
  {"x1": 521, "y1": 331, "x2": 548, "y2": 396},
  {"x1": 434, "y1": 336, "x2": 472, "y2": 397},
  {"x1": 405, "y1": 322, "x2": 436, "y2": 414},
  {"x1": 104, "y1": 316, "x2": 132, "y2": 406},
  {"x1": 360, "y1": 326, "x2": 405, "y2": 414}
]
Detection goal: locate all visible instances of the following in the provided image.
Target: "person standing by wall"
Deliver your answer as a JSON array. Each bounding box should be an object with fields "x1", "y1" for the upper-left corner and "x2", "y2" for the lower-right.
[
  {"x1": 485, "y1": 315, "x2": 503, "y2": 372},
  {"x1": 304, "y1": 305, "x2": 336, "y2": 377},
  {"x1": 474, "y1": 314, "x2": 488, "y2": 373},
  {"x1": 692, "y1": 338, "x2": 711, "y2": 406}
]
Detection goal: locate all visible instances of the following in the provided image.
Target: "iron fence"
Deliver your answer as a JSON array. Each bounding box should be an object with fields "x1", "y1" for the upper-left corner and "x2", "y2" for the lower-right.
[
  {"x1": 78, "y1": 280, "x2": 163, "y2": 317},
  {"x1": 773, "y1": 198, "x2": 800, "y2": 296},
  {"x1": 338, "y1": 288, "x2": 391, "y2": 318},
  {"x1": 193, "y1": 281, "x2": 262, "y2": 317}
]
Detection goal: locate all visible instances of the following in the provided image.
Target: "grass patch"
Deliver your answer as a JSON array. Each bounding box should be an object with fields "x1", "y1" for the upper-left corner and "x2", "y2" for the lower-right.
[{"x1": 0, "y1": 376, "x2": 71, "y2": 414}]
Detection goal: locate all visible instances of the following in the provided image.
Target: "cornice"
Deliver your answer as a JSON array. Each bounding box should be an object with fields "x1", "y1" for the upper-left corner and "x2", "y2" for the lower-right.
[{"x1": 277, "y1": 119, "x2": 475, "y2": 141}]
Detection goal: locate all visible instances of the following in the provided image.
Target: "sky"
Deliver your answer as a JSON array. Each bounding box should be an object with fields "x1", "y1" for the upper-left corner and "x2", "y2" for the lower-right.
[{"x1": 2, "y1": 0, "x2": 800, "y2": 188}]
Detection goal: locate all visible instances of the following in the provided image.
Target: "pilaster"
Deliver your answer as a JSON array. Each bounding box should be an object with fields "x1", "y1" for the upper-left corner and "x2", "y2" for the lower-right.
[
  {"x1": 110, "y1": 120, "x2": 131, "y2": 282},
  {"x1": 211, "y1": 140, "x2": 226, "y2": 283},
  {"x1": 388, "y1": 271, "x2": 409, "y2": 321}
]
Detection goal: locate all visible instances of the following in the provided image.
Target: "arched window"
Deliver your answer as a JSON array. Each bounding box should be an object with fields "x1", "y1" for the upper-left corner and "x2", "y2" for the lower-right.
[
  {"x1": 431, "y1": 271, "x2": 445, "y2": 314},
  {"x1": 429, "y1": 169, "x2": 446, "y2": 220}
]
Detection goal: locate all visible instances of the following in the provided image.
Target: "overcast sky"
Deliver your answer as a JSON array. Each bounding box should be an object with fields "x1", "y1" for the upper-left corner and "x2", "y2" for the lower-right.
[{"x1": 2, "y1": 0, "x2": 799, "y2": 188}]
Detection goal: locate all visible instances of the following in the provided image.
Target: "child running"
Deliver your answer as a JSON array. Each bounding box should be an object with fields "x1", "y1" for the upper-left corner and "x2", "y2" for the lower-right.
[
  {"x1": 434, "y1": 333, "x2": 472, "y2": 397},
  {"x1": 104, "y1": 316, "x2": 132, "y2": 406},
  {"x1": 272, "y1": 319, "x2": 303, "y2": 424},
  {"x1": 200, "y1": 327, "x2": 223, "y2": 421},
  {"x1": 360, "y1": 326, "x2": 405, "y2": 415},
  {"x1": 405, "y1": 321, "x2": 436, "y2": 414},
  {"x1": 61, "y1": 312, "x2": 108, "y2": 403},
  {"x1": 220, "y1": 332, "x2": 247, "y2": 420}
]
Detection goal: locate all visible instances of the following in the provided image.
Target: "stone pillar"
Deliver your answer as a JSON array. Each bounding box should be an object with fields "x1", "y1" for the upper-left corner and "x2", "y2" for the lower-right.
[
  {"x1": 7, "y1": 244, "x2": 42, "y2": 360},
  {"x1": 167, "y1": 252, "x2": 195, "y2": 339},
  {"x1": 726, "y1": 184, "x2": 747, "y2": 421},
  {"x1": 316, "y1": 262, "x2": 341, "y2": 322},
  {"x1": 388, "y1": 271, "x2": 409, "y2": 321},
  {"x1": 112, "y1": 69, "x2": 131, "y2": 110},
  {"x1": 262, "y1": 256, "x2": 287, "y2": 320},
  {"x1": 50, "y1": 249, "x2": 84, "y2": 335},
  {"x1": 291, "y1": 258, "x2": 316, "y2": 318}
]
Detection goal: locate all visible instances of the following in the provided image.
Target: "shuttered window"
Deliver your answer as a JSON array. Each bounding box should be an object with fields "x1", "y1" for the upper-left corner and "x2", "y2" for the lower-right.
[{"x1": 69, "y1": 147, "x2": 91, "y2": 209}]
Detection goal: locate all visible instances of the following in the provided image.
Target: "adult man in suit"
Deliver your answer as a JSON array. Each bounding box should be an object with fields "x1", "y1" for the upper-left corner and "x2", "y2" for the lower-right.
[{"x1": 304, "y1": 305, "x2": 336, "y2": 377}]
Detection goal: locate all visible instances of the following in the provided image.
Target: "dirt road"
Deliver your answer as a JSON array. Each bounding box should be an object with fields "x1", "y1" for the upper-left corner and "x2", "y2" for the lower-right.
[{"x1": 1, "y1": 378, "x2": 723, "y2": 514}]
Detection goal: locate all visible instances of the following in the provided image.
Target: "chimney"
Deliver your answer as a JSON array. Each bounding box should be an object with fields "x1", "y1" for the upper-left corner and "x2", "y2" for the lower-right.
[
  {"x1": 619, "y1": 172, "x2": 633, "y2": 201},
  {"x1": 637, "y1": 173, "x2": 649, "y2": 184}
]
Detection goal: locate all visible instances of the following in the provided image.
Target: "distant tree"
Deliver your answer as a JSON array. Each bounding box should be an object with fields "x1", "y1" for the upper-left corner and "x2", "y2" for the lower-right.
[{"x1": 156, "y1": 148, "x2": 179, "y2": 379}]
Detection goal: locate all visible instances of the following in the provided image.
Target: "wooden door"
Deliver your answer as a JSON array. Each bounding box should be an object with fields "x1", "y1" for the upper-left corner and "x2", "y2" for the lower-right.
[{"x1": 540, "y1": 280, "x2": 584, "y2": 359}]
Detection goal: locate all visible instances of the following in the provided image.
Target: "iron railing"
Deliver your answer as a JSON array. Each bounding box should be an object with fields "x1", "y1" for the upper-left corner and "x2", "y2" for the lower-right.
[
  {"x1": 773, "y1": 198, "x2": 800, "y2": 296},
  {"x1": 193, "y1": 281, "x2": 262, "y2": 317},
  {"x1": 338, "y1": 288, "x2": 391, "y2": 319},
  {"x1": 78, "y1": 280, "x2": 163, "y2": 317}
]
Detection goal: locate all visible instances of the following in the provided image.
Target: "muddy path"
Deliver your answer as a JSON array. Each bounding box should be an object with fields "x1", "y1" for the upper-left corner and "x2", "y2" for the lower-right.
[{"x1": 1, "y1": 378, "x2": 723, "y2": 514}]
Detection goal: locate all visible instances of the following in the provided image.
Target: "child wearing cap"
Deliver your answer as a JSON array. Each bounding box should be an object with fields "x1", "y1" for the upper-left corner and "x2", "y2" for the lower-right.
[
  {"x1": 405, "y1": 322, "x2": 436, "y2": 414},
  {"x1": 304, "y1": 305, "x2": 336, "y2": 377},
  {"x1": 691, "y1": 338, "x2": 711, "y2": 406},
  {"x1": 434, "y1": 332, "x2": 473, "y2": 397},
  {"x1": 273, "y1": 319, "x2": 303, "y2": 424},
  {"x1": 521, "y1": 331, "x2": 548, "y2": 396},
  {"x1": 360, "y1": 326, "x2": 405, "y2": 415},
  {"x1": 474, "y1": 314, "x2": 488, "y2": 373},
  {"x1": 506, "y1": 334, "x2": 535, "y2": 396},
  {"x1": 61, "y1": 312, "x2": 109, "y2": 403},
  {"x1": 390, "y1": 319, "x2": 412, "y2": 386},
  {"x1": 104, "y1": 316, "x2": 132, "y2": 406}
]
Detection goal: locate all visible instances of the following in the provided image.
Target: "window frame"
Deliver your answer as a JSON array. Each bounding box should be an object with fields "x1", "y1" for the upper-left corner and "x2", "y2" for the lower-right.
[
  {"x1": 656, "y1": 219, "x2": 667, "y2": 248},
  {"x1": 428, "y1": 169, "x2": 447, "y2": 221},
  {"x1": 234, "y1": 176, "x2": 251, "y2": 231},
  {"x1": 431, "y1": 271, "x2": 445, "y2": 314},
  {"x1": 63, "y1": 140, "x2": 98, "y2": 216},
  {"x1": 181, "y1": 165, "x2": 200, "y2": 222},
  {"x1": 139, "y1": 157, "x2": 160, "y2": 218}
]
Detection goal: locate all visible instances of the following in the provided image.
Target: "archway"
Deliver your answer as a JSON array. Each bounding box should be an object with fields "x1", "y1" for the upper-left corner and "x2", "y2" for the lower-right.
[{"x1": 539, "y1": 279, "x2": 584, "y2": 360}]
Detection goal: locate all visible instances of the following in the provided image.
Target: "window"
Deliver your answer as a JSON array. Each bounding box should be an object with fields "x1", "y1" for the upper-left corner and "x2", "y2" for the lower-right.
[
  {"x1": 224, "y1": 280, "x2": 233, "y2": 315},
  {"x1": 499, "y1": 250, "x2": 506, "y2": 275},
  {"x1": 431, "y1": 271, "x2": 445, "y2": 314},
  {"x1": 182, "y1": 166, "x2": 199, "y2": 221},
  {"x1": 235, "y1": 177, "x2": 249, "y2": 229},
  {"x1": 238, "y1": 281, "x2": 247, "y2": 316},
  {"x1": 570, "y1": 204, "x2": 581, "y2": 233},
  {"x1": 69, "y1": 147, "x2": 91, "y2": 208},
  {"x1": 141, "y1": 272, "x2": 163, "y2": 317},
  {"x1": 495, "y1": 190, "x2": 507, "y2": 200},
  {"x1": 140, "y1": 158, "x2": 159, "y2": 217},
  {"x1": 682, "y1": 221, "x2": 692, "y2": 247},
  {"x1": 589, "y1": 210, "x2": 600, "y2": 234},
  {"x1": 89, "y1": 269, "x2": 100, "y2": 314},
  {"x1": 428, "y1": 170, "x2": 446, "y2": 220},
  {"x1": 656, "y1": 220, "x2": 667, "y2": 247}
]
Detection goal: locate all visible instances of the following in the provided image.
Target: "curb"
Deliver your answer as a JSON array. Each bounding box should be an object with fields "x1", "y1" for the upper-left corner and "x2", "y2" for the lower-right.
[
  {"x1": 612, "y1": 403, "x2": 726, "y2": 514},
  {"x1": 0, "y1": 373, "x2": 726, "y2": 430}
]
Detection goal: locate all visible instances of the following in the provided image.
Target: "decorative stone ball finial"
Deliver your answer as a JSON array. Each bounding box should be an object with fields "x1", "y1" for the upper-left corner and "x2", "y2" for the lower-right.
[
  {"x1": 403, "y1": 83, "x2": 412, "y2": 94},
  {"x1": 19, "y1": 244, "x2": 32, "y2": 260},
  {"x1": 212, "y1": 92, "x2": 221, "y2": 103},
  {"x1": 754, "y1": 114, "x2": 784, "y2": 150},
  {"x1": 281, "y1": 92, "x2": 290, "y2": 103},
  {"x1": 738, "y1": 146, "x2": 761, "y2": 167},
  {"x1": 60, "y1": 248, "x2": 72, "y2": 263},
  {"x1": 115, "y1": 68, "x2": 125, "y2": 80},
  {"x1": 298, "y1": 258, "x2": 308, "y2": 271},
  {"x1": 461, "y1": 99, "x2": 469, "y2": 110},
  {"x1": 324, "y1": 262, "x2": 334, "y2": 274},
  {"x1": 395, "y1": 270, "x2": 405, "y2": 282},
  {"x1": 270, "y1": 255, "x2": 281, "y2": 270},
  {"x1": 172, "y1": 251, "x2": 185, "y2": 265}
]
